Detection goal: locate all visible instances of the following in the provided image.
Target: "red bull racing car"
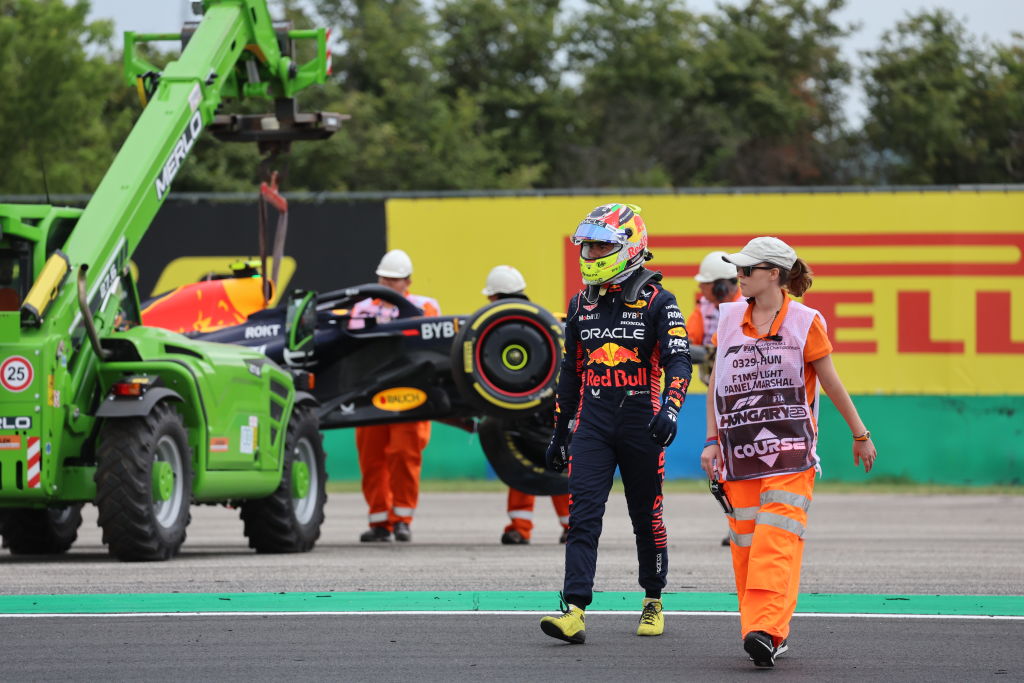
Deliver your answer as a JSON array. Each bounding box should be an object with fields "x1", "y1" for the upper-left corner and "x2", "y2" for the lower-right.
[{"x1": 142, "y1": 280, "x2": 568, "y2": 495}]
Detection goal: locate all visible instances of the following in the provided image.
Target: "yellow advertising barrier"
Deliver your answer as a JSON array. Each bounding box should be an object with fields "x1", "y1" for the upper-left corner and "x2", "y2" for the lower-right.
[{"x1": 387, "y1": 190, "x2": 1024, "y2": 396}]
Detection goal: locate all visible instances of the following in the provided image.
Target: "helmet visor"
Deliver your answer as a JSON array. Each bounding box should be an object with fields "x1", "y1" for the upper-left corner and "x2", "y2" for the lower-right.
[
  {"x1": 580, "y1": 241, "x2": 622, "y2": 259},
  {"x1": 571, "y1": 221, "x2": 627, "y2": 246}
]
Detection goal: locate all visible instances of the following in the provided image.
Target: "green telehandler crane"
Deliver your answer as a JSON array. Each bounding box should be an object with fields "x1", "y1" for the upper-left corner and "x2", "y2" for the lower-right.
[{"x1": 0, "y1": 0, "x2": 343, "y2": 560}]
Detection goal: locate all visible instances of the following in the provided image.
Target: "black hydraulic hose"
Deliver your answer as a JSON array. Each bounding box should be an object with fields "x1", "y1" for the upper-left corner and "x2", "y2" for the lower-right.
[{"x1": 76, "y1": 265, "x2": 111, "y2": 360}]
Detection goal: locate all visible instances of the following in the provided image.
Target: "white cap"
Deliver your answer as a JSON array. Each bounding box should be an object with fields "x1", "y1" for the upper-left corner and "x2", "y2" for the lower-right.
[
  {"x1": 723, "y1": 237, "x2": 797, "y2": 270},
  {"x1": 375, "y1": 249, "x2": 413, "y2": 278},
  {"x1": 694, "y1": 251, "x2": 737, "y2": 282},
  {"x1": 482, "y1": 265, "x2": 527, "y2": 296}
]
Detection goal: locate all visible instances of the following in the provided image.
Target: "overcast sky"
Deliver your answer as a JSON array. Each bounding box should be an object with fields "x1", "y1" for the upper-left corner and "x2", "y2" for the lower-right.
[{"x1": 88, "y1": 0, "x2": 1023, "y2": 125}]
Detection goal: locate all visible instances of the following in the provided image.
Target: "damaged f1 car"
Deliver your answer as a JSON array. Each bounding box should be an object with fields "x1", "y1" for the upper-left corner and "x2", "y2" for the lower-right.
[{"x1": 144, "y1": 279, "x2": 568, "y2": 495}]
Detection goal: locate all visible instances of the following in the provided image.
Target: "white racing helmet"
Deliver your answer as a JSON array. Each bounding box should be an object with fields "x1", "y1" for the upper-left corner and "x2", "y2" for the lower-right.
[
  {"x1": 376, "y1": 249, "x2": 413, "y2": 278},
  {"x1": 694, "y1": 250, "x2": 737, "y2": 282},
  {"x1": 482, "y1": 265, "x2": 527, "y2": 296}
]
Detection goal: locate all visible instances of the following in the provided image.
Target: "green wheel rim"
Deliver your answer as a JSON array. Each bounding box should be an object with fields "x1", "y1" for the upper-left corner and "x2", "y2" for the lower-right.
[
  {"x1": 291, "y1": 436, "x2": 318, "y2": 525},
  {"x1": 152, "y1": 461, "x2": 174, "y2": 502},
  {"x1": 291, "y1": 460, "x2": 311, "y2": 500},
  {"x1": 501, "y1": 344, "x2": 528, "y2": 371},
  {"x1": 152, "y1": 435, "x2": 185, "y2": 527}
]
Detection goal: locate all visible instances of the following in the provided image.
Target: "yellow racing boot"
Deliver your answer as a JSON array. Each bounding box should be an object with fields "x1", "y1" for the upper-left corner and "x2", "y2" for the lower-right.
[
  {"x1": 540, "y1": 600, "x2": 586, "y2": 644},
  {"x1": 636, "y1": 598, "x2": 664, "y2": 636}
]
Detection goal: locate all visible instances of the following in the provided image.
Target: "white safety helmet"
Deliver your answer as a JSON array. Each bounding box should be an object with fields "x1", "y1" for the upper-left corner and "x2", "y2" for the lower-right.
[
  {"x1": 482, "y1": 265, "x2": 527, "y2": 296},
  {"x1": 694, "y1": 250, "x2": 737, "y2": 283},
  {"x1": 376, "y1": 249, "x2": 413, "y2": 278}
]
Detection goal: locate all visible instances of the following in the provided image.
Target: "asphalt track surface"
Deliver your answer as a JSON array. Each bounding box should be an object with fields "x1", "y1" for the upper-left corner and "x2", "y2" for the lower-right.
[
  {"x1": 1, "y1": 492, "x2": 1021, "y2": 681},
  {"x1": 2, "y1": 613, "x2": 1020, "y2": 681}
]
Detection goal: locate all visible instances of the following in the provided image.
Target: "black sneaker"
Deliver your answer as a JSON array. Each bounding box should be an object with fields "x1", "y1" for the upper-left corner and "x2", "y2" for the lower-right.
[
  {"x1": 501, "y1": 530, "x2": 529, "y2": 545},
  {"x1": 748, "y1": 638, "x2": 788, "y2": 662},
  {"x1": 360, "y1": 526, "x2": 391, "y2": 543},
  {"x1": 393, "y1": 521, "x2": 412, "y2": 542},
  {"x1": 744, "y1": 631, "x2": 776, "y2": 668}
]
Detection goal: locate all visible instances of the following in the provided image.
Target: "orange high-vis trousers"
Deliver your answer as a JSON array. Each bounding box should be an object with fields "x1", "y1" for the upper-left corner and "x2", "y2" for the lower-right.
[
  {"x1": 356, "y1": 421, "x2": 431, "y2": 529},
  {"x1": 722, "y1": 467, "x2": 815, "y2": 645},
  {"x1": 505, "y1": 488, "x2": 570, "y2": 539}
]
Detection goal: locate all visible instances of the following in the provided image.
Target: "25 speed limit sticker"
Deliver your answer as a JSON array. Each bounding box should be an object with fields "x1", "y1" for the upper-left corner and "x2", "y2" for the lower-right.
[{"x1": 0, "y1": 356, "x2": 33, "y2": 392}]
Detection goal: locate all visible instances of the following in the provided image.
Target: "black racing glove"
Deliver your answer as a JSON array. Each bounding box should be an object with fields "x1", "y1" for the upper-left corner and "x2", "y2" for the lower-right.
[
  {"x1": 649, "y1": 377, "x2": 688, "y2": 448},
  {"x1": 648, "y1": 401, "x2": 679, "y2": 448},
  {"x1": 545, "y1": 420, "x2": 572, "y2": 473}
]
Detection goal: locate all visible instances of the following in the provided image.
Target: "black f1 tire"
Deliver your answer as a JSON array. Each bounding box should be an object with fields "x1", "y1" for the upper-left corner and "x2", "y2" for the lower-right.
[
  {"x1": 0, "y1": 504, "x2": 84, "y2": 555},
  {"x1": 451, "y1": 300, "x2": 562, "y2": 418},
  {"x1": 240, "y1": 405, "x2": 327, "y2": 553},
  {"x1": 95, "y1": 402, "x2": 193, "y2": 561},
  {"x1": 478, "y1": 415, "x2": 569, "y2": 496}
]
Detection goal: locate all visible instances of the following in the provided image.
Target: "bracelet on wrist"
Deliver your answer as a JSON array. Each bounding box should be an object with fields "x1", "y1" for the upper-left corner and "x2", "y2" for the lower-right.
[
  {"x1": 853, "y1": 430, "x2": 871, "y2": 441},
  {"x1": 703, "y1": 437, "x2": 719, "y2": 448}
]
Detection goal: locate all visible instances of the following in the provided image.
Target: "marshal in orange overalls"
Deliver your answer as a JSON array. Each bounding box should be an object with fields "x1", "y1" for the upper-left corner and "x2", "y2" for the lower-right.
[
  {"x1": 353, "y1": 293, "x2": 440, "y2": 534},
  {"x1": 713, "y1": 294, "x2": 832, "y2": 645},
  {"x1": 356, "y1": 420, "x2": 431, "y2": 531}
]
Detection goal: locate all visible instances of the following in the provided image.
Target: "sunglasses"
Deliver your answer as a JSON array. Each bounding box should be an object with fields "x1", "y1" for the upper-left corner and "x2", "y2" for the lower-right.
[{"x1": 738, "y1": 265, "x2": 777, "y2": 276}]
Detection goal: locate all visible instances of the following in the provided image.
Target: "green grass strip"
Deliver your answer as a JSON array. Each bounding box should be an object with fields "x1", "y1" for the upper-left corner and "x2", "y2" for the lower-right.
[{"x1": 0, "y1": 591, "x2": 1020, "y2": 616}]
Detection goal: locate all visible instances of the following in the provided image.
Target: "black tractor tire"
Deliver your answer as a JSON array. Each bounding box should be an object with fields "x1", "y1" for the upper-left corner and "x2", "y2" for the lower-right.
[
  {"x1": 240, "y1": 405, "x2": 327, "y2": 553},
  {"x1": 0, "y1": 503, "x2": 84, "y2": 555},
  {"x1": 95, "y1": 402, "x2": 193, "y2": 561},
  {"x1": 450, "y1": 300, "x2": 562, "y2": 418},
  {"x1": 478, "y1": 415, "x2": 569, "y2": 497}
]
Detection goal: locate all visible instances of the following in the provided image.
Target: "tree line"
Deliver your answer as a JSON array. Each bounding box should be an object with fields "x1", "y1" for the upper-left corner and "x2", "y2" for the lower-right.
[{"x1": 1, "y1": 0, "x2": 1021, "y2": 196}]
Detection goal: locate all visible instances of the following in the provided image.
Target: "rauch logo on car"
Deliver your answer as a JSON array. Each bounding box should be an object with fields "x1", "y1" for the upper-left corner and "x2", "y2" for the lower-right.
[{"x1": 372, "y1": 387, "x2": 427, "y2": 412}]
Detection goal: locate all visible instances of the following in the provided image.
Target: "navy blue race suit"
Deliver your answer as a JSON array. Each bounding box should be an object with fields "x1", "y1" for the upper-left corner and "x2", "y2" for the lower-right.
[{"x1": 555, "y1": 270, "x2": 692, "y2": 608}]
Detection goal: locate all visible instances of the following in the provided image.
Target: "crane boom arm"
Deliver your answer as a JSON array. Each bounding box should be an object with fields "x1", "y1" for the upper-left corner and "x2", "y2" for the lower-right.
[{"x1": 25, "y1": 0, "x2": 336, "y2": 343}]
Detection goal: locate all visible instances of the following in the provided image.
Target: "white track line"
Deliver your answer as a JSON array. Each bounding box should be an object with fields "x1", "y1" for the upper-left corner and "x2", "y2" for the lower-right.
[{"x1": 0, "y1": 611, "x2": 1021, "y2": 620}]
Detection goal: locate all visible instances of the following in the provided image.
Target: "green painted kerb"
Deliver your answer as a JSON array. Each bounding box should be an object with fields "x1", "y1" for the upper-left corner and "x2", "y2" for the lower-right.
[{"x1": 0, "y1": 591, "x2": 1020, "y2": 616}]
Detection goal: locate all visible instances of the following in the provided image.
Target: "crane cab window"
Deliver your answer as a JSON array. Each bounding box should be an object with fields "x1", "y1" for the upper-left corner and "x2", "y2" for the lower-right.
[
  {"x1": 0, "y1": 248, "x2": 30, "y2": 311},
  {"x1": 113, "y1": 272, "x2": 142, "y2": 329}
]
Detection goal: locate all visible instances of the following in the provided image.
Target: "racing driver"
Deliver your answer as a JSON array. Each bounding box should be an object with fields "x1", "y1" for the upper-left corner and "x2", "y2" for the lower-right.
[{"x1": 540, "y1": 203, "x2": 692, "y2": 643}]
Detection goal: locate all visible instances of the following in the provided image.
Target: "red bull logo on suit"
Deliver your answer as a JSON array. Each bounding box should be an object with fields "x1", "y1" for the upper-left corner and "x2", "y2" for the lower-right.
[
  {"x1": 584, "y1": 343, "x2": 648, "y2": 387},
  {"x1": 584, "y1": 367, "x2": 650, "y2": 387},
  {"x1": 587, "y1": 343, "x2": 641, "y2": 367}
]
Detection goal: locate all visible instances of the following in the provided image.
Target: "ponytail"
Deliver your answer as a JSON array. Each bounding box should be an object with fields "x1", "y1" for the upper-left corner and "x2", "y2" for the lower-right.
[{"x1": 778, "y1": 258, "x2": 813, "y2": 297}]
